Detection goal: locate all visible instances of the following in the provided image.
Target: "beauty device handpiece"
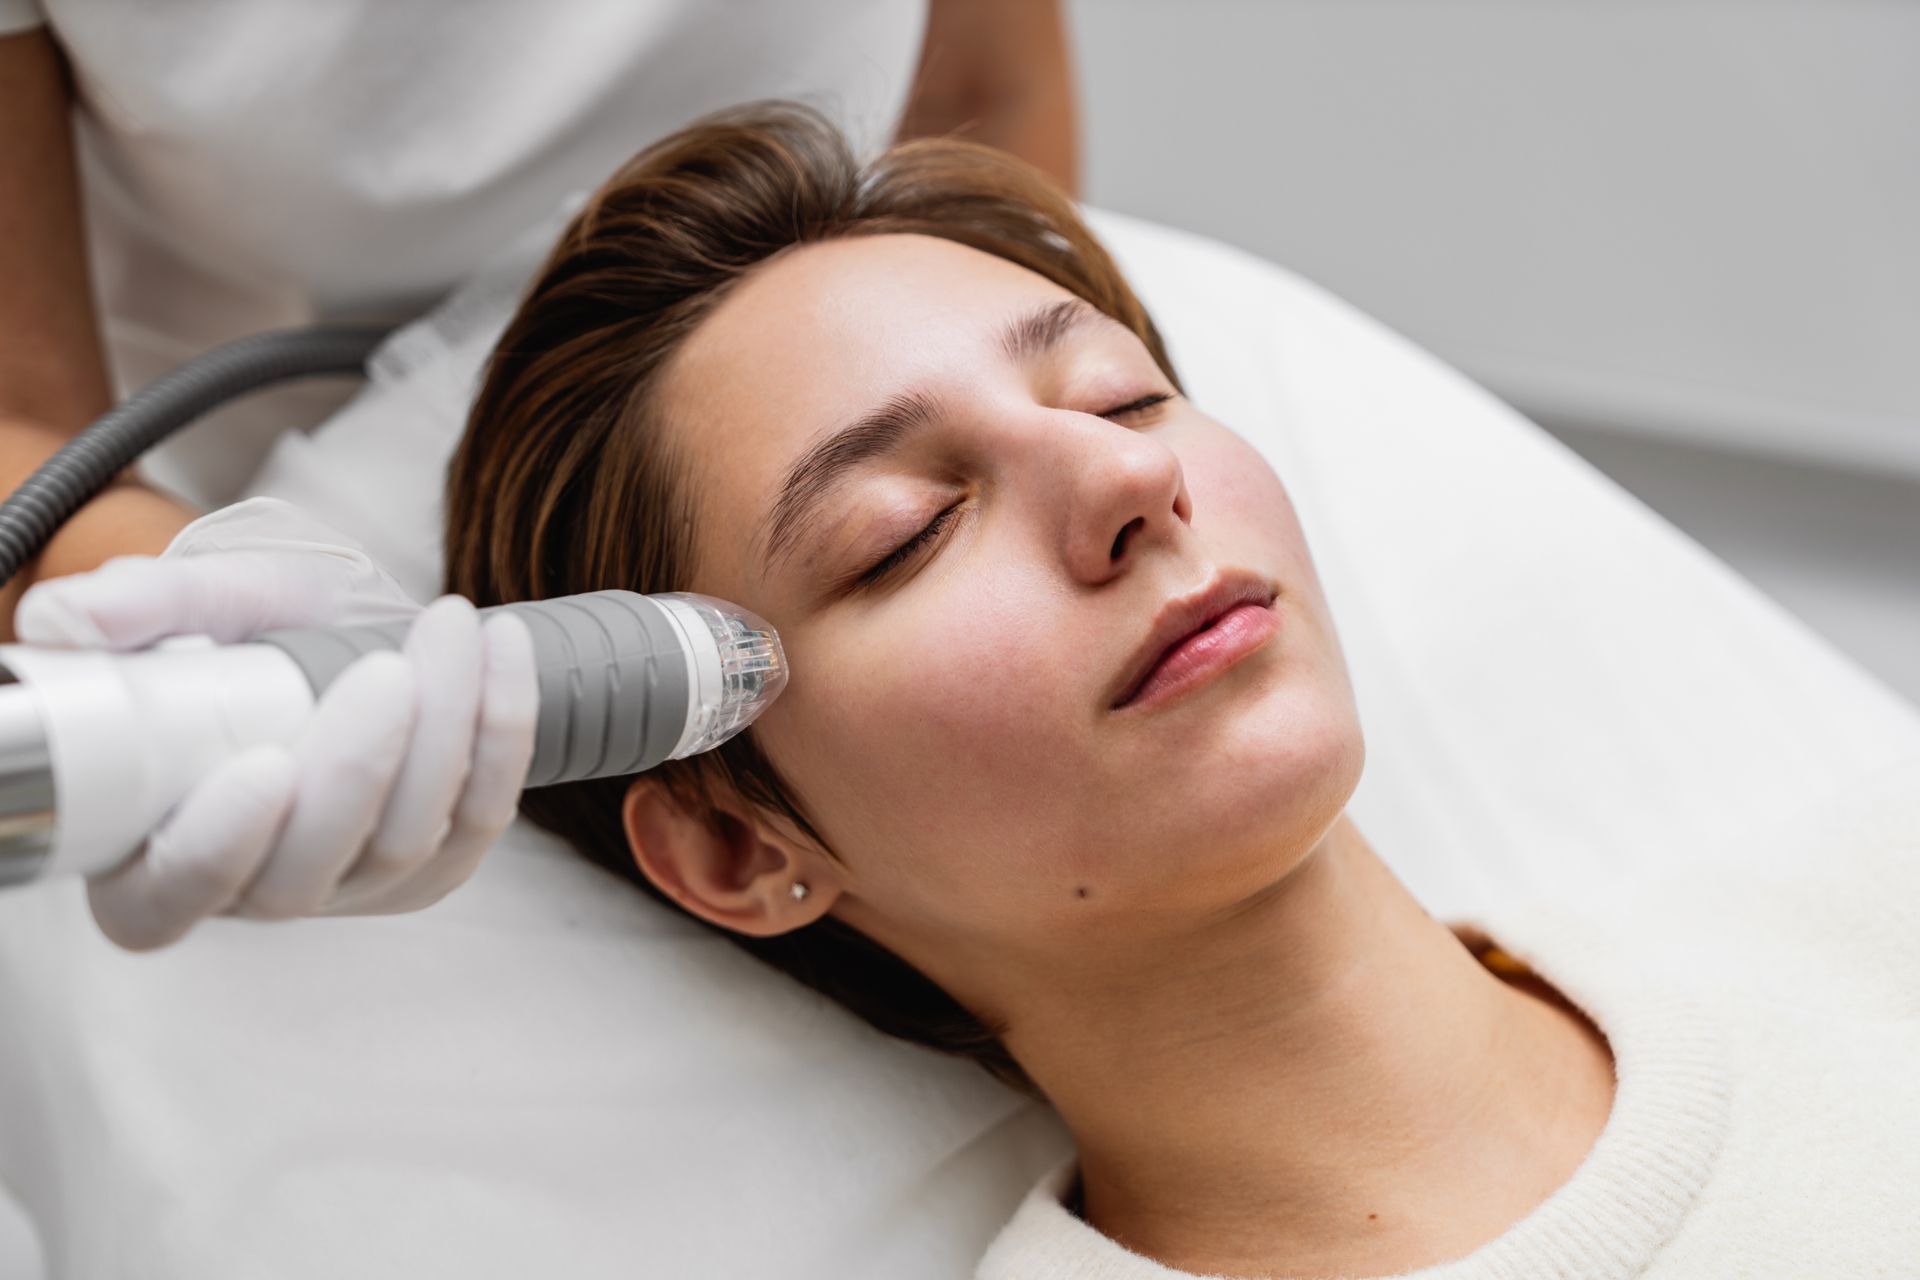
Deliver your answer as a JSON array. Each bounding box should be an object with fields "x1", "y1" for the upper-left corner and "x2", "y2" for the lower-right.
[{"x1": 0, "y1": 591, "x2": 785, "y2": 887}]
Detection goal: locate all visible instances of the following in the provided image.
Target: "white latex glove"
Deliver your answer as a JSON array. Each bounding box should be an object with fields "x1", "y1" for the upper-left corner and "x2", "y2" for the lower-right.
[{"x1": 12, "y1": 497, "x2": 538, "y2": 950}]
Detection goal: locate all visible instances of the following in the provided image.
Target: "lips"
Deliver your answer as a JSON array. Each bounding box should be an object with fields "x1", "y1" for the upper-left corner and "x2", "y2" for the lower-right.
[{"x1": 1110, "y1": 570, "x2": 1278, "y2": 709}]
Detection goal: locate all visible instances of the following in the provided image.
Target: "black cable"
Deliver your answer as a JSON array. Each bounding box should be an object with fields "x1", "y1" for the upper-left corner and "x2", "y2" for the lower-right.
[{"x1": 0, "y1": 325, "x2": 389, "y2": 583}]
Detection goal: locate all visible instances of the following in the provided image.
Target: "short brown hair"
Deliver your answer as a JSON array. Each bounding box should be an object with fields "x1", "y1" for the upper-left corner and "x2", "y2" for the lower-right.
[{"x1": 444, "y1": 102, "x2": 1177, "y2": 1097}]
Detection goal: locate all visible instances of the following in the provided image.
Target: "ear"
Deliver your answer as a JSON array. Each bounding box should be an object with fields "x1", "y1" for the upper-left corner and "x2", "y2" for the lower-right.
[{"x1": 620, "y1": 774, "x2": 839, "y2": 937}]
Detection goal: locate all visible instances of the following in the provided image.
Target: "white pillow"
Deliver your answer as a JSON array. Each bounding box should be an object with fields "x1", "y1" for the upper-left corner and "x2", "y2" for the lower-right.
[{"x1": 2, "y1": 206, "x2": 1915, "y2": 1279}]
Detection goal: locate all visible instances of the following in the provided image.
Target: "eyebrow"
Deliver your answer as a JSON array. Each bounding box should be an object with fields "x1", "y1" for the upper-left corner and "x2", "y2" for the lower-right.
[{"x1": 755, "y1": 298, "x2": 1107, "y2": 576}]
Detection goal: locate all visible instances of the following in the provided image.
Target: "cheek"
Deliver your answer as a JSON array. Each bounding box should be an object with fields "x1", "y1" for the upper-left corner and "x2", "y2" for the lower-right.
[
  {"x1": 1186, "y1": 432, "x2": 1291, "y2": 531},
  {"x1": 764, "y1": 575, "x2": 1078, "y2": 849},
  {"x1": 1184, "y1": 431, "x2": 1322, "y2": 585}
]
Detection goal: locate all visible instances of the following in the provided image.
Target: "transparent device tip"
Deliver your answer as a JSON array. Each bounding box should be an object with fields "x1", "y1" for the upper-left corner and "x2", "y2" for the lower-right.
[{"x1": 652, "y1": 592, "x2": 788, "y2": 759}]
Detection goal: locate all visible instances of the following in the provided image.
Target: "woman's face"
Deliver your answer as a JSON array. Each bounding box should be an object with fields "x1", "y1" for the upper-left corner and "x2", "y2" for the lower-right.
[{"x1": 651, "y1": 233, "x2": 1364, "y2": 1009}]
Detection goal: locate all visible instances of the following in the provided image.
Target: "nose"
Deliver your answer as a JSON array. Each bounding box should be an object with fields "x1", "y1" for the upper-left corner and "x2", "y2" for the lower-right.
[{"x1": 1057, "y1": 411, "x2": 1192, "y2": 584}]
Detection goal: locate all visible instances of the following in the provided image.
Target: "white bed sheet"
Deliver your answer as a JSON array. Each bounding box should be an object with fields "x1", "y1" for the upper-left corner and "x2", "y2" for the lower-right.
[{"x1": 1, "y1": 206, "x2": 1916, "y2": 1278}]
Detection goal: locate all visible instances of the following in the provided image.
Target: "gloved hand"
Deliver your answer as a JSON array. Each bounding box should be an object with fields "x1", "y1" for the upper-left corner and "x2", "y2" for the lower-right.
[{"x1": 12, "y1": 497, "x2": 538, "y2": 950}]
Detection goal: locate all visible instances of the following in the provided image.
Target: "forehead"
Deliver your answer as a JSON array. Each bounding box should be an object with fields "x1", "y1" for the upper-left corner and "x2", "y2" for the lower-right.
[{"x1": 659, "y1": 233, "x2": 1078, "y2": 591}]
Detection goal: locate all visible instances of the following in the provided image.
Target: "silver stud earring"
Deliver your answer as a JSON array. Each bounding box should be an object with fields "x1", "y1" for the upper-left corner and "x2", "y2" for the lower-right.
[{"x1": 790, "y1": 881, "x2": 810, "y2": 902}]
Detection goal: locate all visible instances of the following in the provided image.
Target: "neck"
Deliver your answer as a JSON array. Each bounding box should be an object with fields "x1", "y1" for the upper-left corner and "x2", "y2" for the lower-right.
[{"x1": 1004, "y1": 815, "x2": 1616, "y2": 1277}]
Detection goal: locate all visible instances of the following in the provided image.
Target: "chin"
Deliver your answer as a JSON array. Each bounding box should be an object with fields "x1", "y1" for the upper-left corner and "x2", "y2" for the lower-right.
[{"x1": 1169, "y1": 676, "x2": 1362, "y2": 831}]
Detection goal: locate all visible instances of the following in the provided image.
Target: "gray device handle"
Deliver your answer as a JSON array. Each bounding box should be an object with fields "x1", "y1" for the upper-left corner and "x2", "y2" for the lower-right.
[{"x1": 255, "y1": 590, "x2": 691, "y2": 786}]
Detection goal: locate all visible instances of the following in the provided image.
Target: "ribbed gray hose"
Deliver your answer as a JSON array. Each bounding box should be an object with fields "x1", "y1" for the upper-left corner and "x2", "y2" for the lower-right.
[{"x1": 0, "y1": 325, "x2": 391, "y2": 584}]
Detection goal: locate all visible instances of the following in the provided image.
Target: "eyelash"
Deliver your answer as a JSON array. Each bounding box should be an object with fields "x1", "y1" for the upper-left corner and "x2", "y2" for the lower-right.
[{"x1": 853, "y1": 391, "x2": 1177, "y2": 587}]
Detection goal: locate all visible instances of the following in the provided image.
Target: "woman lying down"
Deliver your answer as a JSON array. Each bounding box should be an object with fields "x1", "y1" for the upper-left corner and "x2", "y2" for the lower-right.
[{"x1": 444, "y1": 101, "x2": 1920, "y2": 1278}]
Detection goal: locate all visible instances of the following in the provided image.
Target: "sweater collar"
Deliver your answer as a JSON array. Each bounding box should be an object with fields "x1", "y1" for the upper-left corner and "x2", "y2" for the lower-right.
[{"x1": 976, "y1": 891, "x2": 1734, "y2": 1279}]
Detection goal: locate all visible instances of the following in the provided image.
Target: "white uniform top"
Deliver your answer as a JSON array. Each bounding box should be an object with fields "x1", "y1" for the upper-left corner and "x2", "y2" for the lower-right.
[{"x1": 0, "y1": 0, "x2": 927, "y2": 508}]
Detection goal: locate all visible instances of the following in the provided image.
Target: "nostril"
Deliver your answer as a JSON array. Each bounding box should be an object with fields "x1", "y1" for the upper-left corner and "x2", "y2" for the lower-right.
[{"x1": 1110, "y1": 516, "x2": 1144, "y2": 560}]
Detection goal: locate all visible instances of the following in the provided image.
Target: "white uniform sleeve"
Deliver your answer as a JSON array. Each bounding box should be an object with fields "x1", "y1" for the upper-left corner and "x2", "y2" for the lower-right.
[{"x1": 0, "y1": 0, "x2": 45, "y2": 36}]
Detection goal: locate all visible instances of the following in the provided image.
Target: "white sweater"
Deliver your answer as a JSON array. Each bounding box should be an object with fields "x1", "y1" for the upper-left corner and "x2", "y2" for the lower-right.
[{"x1": 977, "y1": 759, "x2": 1920, "y2": 1279}]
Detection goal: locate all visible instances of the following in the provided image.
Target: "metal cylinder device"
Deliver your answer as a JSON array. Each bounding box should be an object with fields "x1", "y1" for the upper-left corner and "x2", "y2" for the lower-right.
[{"x1": 0, "y1": 590, "x2": 785, "y2": 887}]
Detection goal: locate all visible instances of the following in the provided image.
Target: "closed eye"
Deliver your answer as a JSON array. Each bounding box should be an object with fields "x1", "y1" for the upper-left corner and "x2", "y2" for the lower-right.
[
  {"x1": 850, "y1": 390, "x2": 1179, "y2": 588},
  {"x1": 856, "y1": 503, "x2": 961, "y2": 586},
  {"x1": 1102, "y1": 391, "x2": 1176, "y2": 419}
]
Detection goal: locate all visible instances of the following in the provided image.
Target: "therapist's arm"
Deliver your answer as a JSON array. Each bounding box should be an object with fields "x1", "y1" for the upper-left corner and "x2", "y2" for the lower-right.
[
  {"x1": 897, "y1": 0, "x2": 1080, "y2": 197},
  {"x1": 0, "y1": 29, "x2": 198, "y2": 641}
]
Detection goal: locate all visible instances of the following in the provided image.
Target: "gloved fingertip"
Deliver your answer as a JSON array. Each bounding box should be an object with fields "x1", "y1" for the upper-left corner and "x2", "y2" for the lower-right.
[
  {"x1": 13, "y1": 585, "x2": 113, "y2": 649},
  {"x1": 338, "y1": 648, "x2": 417, "y2": 711},
  {"x1": 402, "y1": 596, "x2": 482, "y2": 678},
  {"x1": 480, "y1": 613, "x2": 539, "y2": 736},
  {"x1": 424, "y1": 592, "x2": 479, "y2": 620},
  {"x1": 481, "y1": 608, "x2": 534, "y2": 656},
  {"x1": 88, "y1": 902, "x2": 181, "y2": 954}
]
